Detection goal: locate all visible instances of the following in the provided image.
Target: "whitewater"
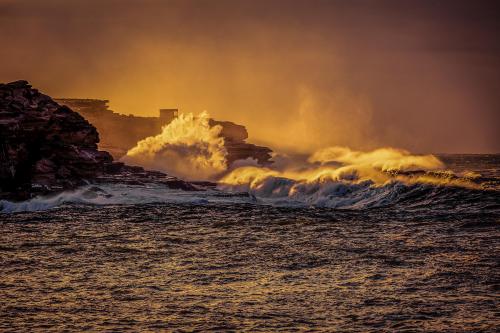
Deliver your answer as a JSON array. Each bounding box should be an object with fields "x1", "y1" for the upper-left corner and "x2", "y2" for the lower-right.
[{"x1": 1, "y1": 112, "x2": 499, "y2": 214}]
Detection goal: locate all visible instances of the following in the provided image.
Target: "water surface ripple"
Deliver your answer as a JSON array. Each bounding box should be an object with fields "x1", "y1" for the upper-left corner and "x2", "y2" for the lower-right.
[{"x1": 1, "y1": 202, "x2": 499, "y2": 332}]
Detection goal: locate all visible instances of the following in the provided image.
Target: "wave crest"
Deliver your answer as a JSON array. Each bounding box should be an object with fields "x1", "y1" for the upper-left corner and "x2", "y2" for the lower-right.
[{"x1": 218, "y1": 147, "x2": 490, "y2": 208}]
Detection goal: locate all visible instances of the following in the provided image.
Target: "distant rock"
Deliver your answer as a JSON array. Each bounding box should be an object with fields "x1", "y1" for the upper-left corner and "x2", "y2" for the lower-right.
[
  {"x1": 209, "y1": 119, "x2": 273, "y2": 166},
  {"x1": 55, "y1": 98, "x2": 273, "y2": 165},
  {"x1": 0, "y1": 81, "x2": 196, "y2": 201}
]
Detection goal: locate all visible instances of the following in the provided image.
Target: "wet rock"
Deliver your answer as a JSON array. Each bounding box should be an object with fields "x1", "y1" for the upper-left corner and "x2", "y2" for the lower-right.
[
  {"x1": 0, "y1": 81, "x2": 114, "y2": 200},
  {"x1": 0, "y1": 80, "x2": 198, "y2": 200},
  {"x1": 96, "y1": 162, "x2": 200, "y2": 191}
]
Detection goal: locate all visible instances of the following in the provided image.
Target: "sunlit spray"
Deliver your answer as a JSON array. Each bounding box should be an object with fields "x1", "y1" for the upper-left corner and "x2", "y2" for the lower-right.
[{"x1": 123, "y1": 111, "x2": 228, "y2": 180}]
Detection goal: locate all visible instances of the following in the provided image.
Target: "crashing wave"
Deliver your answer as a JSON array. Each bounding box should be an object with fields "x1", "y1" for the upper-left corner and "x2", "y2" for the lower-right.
[
  {"x1": 217, "y1": 147, "x2": 498, "y2": 210},
  {"x1": 123, "y1": 111, "x2": 227, "y2": 180},
  {"x1": 2, "y1": 146, "x2": 498, "y2": 214},
  {"x1": 2, "y1": 177, "x2": 496, "y2": 214}
]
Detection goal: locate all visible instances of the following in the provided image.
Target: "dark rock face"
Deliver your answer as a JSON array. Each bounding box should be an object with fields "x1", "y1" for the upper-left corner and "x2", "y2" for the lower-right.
[
  {"x1": 96, "y1": 162, "x2": 200, "y2": 191},
  {"x1": 0, "y1": 81, "x2": 197, "y2": 201},
  {"x1": 0, "y1": 81, "x2": 114, "y2": 200}
]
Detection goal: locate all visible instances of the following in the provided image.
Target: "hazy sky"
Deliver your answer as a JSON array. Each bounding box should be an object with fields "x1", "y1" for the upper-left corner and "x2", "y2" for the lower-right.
[{"x1": 1, "y1": 0, "x2": 499, "y2": 153}]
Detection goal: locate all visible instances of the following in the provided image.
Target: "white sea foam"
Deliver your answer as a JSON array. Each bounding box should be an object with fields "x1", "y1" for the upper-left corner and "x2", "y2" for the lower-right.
[
  {"x1": 0, "y1": 184, "x2": 257, "y2": 213},
  {"x1": 1, "y1": 146, "x2": 488, "y2": 213}
]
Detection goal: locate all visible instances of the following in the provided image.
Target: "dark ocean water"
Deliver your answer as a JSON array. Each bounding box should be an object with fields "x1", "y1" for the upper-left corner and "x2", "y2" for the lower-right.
[{"x1": 1, "y1": 154, "x2": 499, "y2": 332}]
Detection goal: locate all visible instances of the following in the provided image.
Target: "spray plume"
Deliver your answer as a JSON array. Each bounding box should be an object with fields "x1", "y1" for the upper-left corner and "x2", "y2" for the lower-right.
[{"x1": 123, "y1": 112, "x2": 227, "y2": 180}]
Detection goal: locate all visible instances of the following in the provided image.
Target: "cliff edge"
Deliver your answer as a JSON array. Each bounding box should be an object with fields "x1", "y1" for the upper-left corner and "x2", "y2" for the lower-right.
[{"x1": 0, "y1": 81, "x2": 195, "y2": 201}]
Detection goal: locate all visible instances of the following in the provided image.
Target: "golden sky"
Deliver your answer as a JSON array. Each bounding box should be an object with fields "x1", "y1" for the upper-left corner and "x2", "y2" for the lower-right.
[{"x1": 1, "y1": 0, "x2": 499, "y2": 153}]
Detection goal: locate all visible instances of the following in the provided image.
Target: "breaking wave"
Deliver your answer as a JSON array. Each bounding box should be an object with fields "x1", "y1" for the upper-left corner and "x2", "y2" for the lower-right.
[
  {"x1": 218, "y1": 147, "x2": 499, "y2": 211},
  {"x1": 220, "y1": 146, "x2": 474, "y2": 191},
  {"x1": 123, "y1": 111, "x2": 227, "y2": 180},
  {"x1": 1, "y1": 178, "x2": 497, "y2": 215},
  {"x1": 0, "y1": 151, "x2": 500, "y2": 216},
  {"x1": 2, "y1": 146, "x2": 498, "y2": 214}
]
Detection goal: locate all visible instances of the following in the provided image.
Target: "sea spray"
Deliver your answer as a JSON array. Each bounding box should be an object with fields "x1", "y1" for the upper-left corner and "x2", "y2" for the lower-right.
[
  {"x1": 308, "y1": 146, "x2": 444, "y2": 171},
  {"x1": 218, "y1": 146, "x2": 483, "y2": 207},
  {"x1": 123, "y1": 112, "x2": 228, "y2": 180}
]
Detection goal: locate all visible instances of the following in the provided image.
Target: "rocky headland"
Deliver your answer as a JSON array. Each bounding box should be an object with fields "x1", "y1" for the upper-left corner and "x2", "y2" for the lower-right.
[
  {"x1": 55, "y1": 98, "x2": 273, "y2": 165},
  {"x1": 0, "y1": 81, "x2": 196, "y2": 201}
]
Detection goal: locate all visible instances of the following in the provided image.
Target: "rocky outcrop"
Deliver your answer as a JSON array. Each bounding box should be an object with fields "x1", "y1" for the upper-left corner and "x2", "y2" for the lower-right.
[
  {"x1": 0, "y1": 81, "x2": 196, "y2": 201},
  {"x1": 0, "y1": 81, "x2": 113, "y2": 200},
  {"x1": 209, "y1": 119, "x2": 273, "y2": 165},
  {"x1": 55, "y1": 98, "x2": 273, "y2": 165},
  {"x1": 224, "y1": 141, "x2": 273, "y2": 166}
]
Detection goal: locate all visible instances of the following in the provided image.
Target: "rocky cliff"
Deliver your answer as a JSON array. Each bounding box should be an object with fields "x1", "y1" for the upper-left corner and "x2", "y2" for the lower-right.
[
  {"x1": 56, "y1": 99, "x2": 273, "y2": 165},
  {"x1": 0, "y1": 81, "x2": 195, "y2": 201},
  {"x1": 54, "y1": 98, "x2": 166, "y2": 159}
]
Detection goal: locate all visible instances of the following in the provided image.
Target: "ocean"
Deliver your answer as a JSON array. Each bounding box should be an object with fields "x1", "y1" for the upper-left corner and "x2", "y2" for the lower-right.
[{"x1": 1, "y1": 154, "x2": 499, "y2": 332}]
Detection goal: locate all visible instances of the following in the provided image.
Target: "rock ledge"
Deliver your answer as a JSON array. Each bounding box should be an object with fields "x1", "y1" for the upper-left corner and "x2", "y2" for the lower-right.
[{"x1": 0, "y1": 80, "x2": 195, "y2": 201}]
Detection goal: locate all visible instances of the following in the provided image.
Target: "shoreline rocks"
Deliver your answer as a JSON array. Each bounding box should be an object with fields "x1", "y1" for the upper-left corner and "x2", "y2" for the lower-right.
[{"x1": 0, "y1": 80, "x2": 196, "y2": 201}]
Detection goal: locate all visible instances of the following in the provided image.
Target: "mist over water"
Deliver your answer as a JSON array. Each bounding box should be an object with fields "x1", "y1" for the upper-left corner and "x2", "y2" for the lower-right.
[
  {"x1": 1, "y1": 0, "x2": 499, "y2": 153},
  {"x1": 2, "y1": 109, "x2": 497, "y2": 214}
]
